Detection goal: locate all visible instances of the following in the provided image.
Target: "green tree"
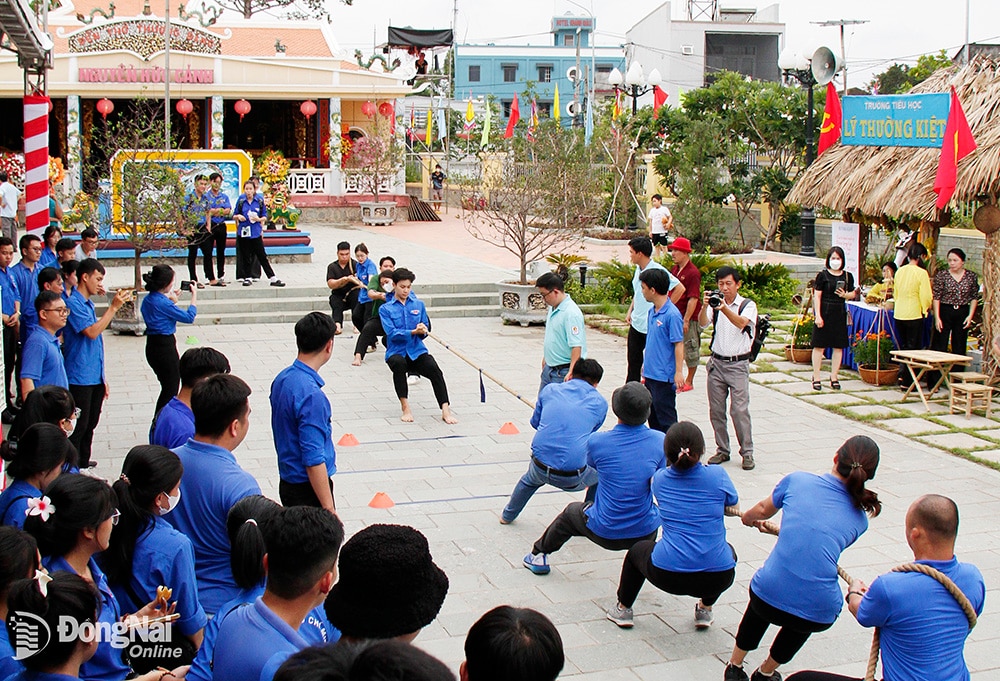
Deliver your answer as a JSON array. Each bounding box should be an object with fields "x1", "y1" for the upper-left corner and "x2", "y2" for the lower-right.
[
  {"x1": 667, "y1": 118, "x2": 730, "y2": 250},
  {"x1": 870, "y1": 50, "x2": 952, "y2": 94}
]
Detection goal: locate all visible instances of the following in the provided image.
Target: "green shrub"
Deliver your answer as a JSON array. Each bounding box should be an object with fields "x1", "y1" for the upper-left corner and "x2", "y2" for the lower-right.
[
  {"x1": 589, "y1": 258, "x2": 634, "y2": 304},
  {"x1": 733, "y1": 262, "x2": 797, "y2": 309}
]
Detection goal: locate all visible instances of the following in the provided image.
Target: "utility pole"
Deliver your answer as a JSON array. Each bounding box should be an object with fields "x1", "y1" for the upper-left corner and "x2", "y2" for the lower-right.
[
  {"x1": 574, "y1": 26, "x2": 581, "y2": 127},
  {"x1": 813, "y1": 19, "x2": 868, "y2": 96},
  {"x1": 164, "y1": 0, "x2": 171, "y2": 149}
]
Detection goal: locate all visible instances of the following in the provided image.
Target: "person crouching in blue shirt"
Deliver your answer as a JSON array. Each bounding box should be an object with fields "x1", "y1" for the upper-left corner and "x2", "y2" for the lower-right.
[
  {"x1": 271, "y1": 312, "x2": 338, "y2": 512},
  {"x1": 0, "y1": 526, "x2": 41, "y2": 680},
  {"x1": 639, "y1": 268, "x2": 686, "y2": 433},
  {"x1": 500, "y1": 358, "x2": 608, "y2": 525},
  {"x1": 20, "y1": 291, "x2": 69, "y2": 396},
  {"x1": 523, "y1": 382, "x2": 665, "y2": 576},
  {"x1": 0, "y1": 423, "x2": 73, "y2": 528},
  {"x1": 378, "y1": 268, "x2": 457, "y2": 424},
  {"x1": 150, "y1": 347, "x2": 231, "y2": 449},
  {"x1": 212, "y1": 506, "x2": 345, "y2": 681},
  {"x1": 140, "y1": 264, "x2": 197, "y2": 418}
]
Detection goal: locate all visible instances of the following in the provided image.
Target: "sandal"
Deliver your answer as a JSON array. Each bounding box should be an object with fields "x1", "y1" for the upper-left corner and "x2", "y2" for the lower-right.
[
  {"x1": 830, "y1": 379, "x2": 841, "y2": 390},
  {"x1": 196, "y1": 281, "x2": 206, "y2": 289},
  {"x1": 812, "y1": 381, "x2": 822, "y2": 391}
]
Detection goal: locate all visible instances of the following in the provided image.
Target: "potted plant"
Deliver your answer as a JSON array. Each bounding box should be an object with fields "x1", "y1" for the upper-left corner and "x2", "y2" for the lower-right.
[
  {"x1": 785, "y1": 312, "x2": 814, "y2": 364},
  {"x1": 853, "y1": 330, "x2": 899, "y2": 385},
  {"x1": 347, "y1": 104, "x2": 403, "y2": 225}
]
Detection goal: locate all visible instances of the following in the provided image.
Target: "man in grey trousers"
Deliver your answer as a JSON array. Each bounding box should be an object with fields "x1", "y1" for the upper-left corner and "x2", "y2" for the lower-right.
[{"x1": 699, "y1": 266, "x2": 756, "y2": 471}]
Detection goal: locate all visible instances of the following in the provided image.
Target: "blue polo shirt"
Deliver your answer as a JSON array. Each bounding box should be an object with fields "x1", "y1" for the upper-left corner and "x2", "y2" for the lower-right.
[
  {"x1": 208, "y1": 189, "x2": 232, "y2": 227},
  {"x1": 186, "y1": 190, "x2": 210, "y2": 228},
  {"x1": 150, "y1": 397, "x2": 195, "y2": 449},
  {"x1": 21, "y1": 327, "x2": 67, "y2": 389},
  {"x1": 355, "y1": 258, "x2": 378, "y2": 304},
  {"x1": 0, "y1": 479, "x2": 41, "y2": 528},
  {"x1": 380, "y1": 293, "x2": 430, "y2": 360},
  {"x1": 857, "y1": 556, "x2": 985, "y2": 681},
  {"x1": 0, "y1": 620, "x2": 21, "y2": 680},
  {"x1": 751, "y1": 472, "x2": 868, "y2": 624},
  {"x1": 0, "y1": 265, "x2": 20, "y2": 316},
  {"x1": 530, "y1": 379, "x2": 607, "y2": 470},
  {"x1": 140, "y1": 291, "x2": 197, "y2": 335},
  {"x1": 63, "y1": 289, "x2": 104, "y2": 386},
  {"x1": 110, "y1": 515, "x2": 207, "y2": 637},
  {"x1": 584, "y1": 424, "x2": 665, "y2": 539},
  {"x1": 39, "y1": 246, "x2": 58, "y2": 269},
  {"x1": 643, "y1": 300, "x2": 685, "y2": 382},
  {"x1": 10, "y1": 261, "x2": 38, "y2": 343},
  {"x1": 631, "y1": 261, "x2": 679, "y2": 334},
  {"x1": 270, "y1": 360, "x2": 336, "y2": 484},
  {"x1": 43, "y1": 555, "x2": 130, "y2": 681},
  {"x1": 650, "y1": 464, "x2": 738, "y2": 573},
  {"x1": 187, "y1": 586, "x2": 338, "y2": 681},
  {"x1": 166, "y1": 438, "x2": 261, "y2": 615},
  {"x1": 213, "y1": 597, "x2": 308, "y2": 681},
  {"x1": 234, "y1": 194, "x2": 267, "y2": 239},
  {"x1": 3, "y1": 672, "x2": 75, "y2": 681},
  {"x1": 543, "y1": 295, "x2": 586, "y2": 367}
]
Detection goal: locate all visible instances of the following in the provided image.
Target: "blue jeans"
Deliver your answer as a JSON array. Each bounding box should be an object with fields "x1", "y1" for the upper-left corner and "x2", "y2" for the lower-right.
[
  {"x1": 645, "y1": 377, "x2": 677, "y2": 434},
  {"x1": 538, "y1": 364, "x2": 570, "y2": 395},
  {"x1": 502, "y1": 459, "x2": 599, "y2": 523}
]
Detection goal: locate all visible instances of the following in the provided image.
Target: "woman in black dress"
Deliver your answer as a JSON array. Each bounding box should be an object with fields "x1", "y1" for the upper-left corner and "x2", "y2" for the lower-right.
[{"x1": 811, "y1": 246, "x2": 857, "y2": 390}]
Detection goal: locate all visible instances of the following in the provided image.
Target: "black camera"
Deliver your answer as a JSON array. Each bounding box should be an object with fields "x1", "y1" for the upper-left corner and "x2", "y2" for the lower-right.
[
  {"x1": 180, "y1": 280, "x2": 192, "y2": 292},
  {"x1": 707, "y1": 290, "x2": 724, "y2": 309}
]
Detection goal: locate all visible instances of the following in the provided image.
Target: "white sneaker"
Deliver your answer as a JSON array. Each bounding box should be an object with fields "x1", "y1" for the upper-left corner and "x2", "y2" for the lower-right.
[
  {"x1": 606, "y1": 603, "x2": 634, "y2": 628},
  {"x1": 407, "y1": 375, "x2": 420, "y2": 385}
]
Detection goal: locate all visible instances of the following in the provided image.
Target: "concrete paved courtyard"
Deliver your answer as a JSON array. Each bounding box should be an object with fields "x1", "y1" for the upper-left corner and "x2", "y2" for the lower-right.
[{"x1": 82, "y1": 221, "x2": 997, "y2": 679}]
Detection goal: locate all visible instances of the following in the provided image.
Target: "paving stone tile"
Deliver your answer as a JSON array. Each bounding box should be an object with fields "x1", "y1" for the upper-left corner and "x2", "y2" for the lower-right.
[
  {"x1": 840, "y1": 404, "x2": 904, "y2": 418},
  {"x1": 799, "y1": 393, "x2": 866, "y2": 406},
  {"x1": 879, "y1": 417, "x2": 952, "y2": 435},
  {"x1": 916, "y1": 432, "x2": 997, "y2": 451}
]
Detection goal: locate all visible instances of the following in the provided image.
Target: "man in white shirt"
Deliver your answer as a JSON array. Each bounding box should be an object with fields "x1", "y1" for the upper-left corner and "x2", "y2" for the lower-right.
[
  {"x1": 0, "y1": 171, "x2": 20, "y2": 243},
  {"x1": 74, "y1": 228, "x2": 100, "y2": 261},
  {"x1": 647, "y1": 194, "x2": 673, "y2": 257},
  {"x1": 699, "y1": 266, "x2": 757, "y2": 471}
]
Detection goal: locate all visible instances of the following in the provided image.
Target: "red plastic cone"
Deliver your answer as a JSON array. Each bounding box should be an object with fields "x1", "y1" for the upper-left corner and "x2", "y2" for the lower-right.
[
  {"x1": 498, "y1": 422, "x2": 519, "y2": 435},
  {"x1": 369, "y1": 492, "x2": 395, "y2": 509},
  {"x1": 338, "y1": 433, "x2": 360, "y2": 446}
]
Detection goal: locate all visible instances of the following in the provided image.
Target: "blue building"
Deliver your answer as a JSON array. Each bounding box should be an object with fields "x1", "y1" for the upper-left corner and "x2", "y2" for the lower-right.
[{"x1": 454, "y1": 14, "x2": 624, "y2": 125}]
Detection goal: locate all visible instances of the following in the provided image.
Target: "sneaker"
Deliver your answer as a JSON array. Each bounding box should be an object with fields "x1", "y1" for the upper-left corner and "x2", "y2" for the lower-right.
[
  {"x1": 499, "y1": 516, "x2": 512, "y2": 525},
  {"x1": 522, "y1": 552, "x2": 550, "y2": 575},
  {"x1": 606, "y1": 603, "x2": 634, "y2": 628},
  {"x1": 694, "y1": 603, "x2": 714, "y2": 629},
  {"x1": 708, "y1": 453, "x2": 730, "y2": 465},
  {"x1": 725, "y1": 664, "x2": 750, "y2": 681},
  {"x1": 750, "y1": 670, "x2": 781, "y2": 681},
  {"x1": 407, "y1": 375, "x2": 421, "y2": 385},
  {"x1": 742, "y1": 455, "x2": 756, "y2": 471},
  {"x1": 269, "y1": 279, "x2": 286, "y2": 287},
  {"x1": 1, "y1": 409, "x2": 15, "y2": 424},
  {"x1": 242, "y1": 279, "x2": 252, "y2": 286}
]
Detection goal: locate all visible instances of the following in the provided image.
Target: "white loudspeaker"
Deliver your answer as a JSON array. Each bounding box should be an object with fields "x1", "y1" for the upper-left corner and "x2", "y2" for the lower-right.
[
  {"x1": 565, "y1": 101, "x2": 578, "y2": 116},
  {"x1": 810, "y1": 47, "x2": 841, "y2": 85},
  {"x1": 566, "y1": 66, "x2": 578, "y2": 83}
]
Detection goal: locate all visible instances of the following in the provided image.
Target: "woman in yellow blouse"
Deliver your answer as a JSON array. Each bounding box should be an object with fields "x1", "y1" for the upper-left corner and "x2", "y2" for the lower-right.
[
  {"x1": 865, "y1": 262, "x2": 896, "y2": 304},
  {"x1": 893, "y1": 242, "x2": 932, "y2": 387}
]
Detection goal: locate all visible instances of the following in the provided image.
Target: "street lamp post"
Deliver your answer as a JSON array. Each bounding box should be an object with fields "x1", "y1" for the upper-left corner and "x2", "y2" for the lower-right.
[
  {"x1": 607, "y1": 61, "x2": 662, "y2": 114},
  {"x1": 779, "y1": 50, "x2": 818, "y2": 258}
]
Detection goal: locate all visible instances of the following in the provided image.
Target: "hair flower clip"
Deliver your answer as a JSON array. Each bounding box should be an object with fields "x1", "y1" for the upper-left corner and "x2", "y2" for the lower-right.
[
  {"x1": 26, "y1": 496, "x2": 56, "y2": 522},
  {"x1": 34, "y1": 570, "x2": 53, "y2": 597}
]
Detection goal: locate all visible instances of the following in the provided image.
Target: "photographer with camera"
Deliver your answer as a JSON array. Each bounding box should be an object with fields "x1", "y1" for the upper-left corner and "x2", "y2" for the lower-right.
[{"x1": 699, "y1": 266, "x2": 757, "y2": 471}]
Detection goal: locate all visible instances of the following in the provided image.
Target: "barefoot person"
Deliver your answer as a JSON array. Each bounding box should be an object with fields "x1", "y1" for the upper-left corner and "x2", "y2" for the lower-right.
[{"x1": 379, "y1": 268, "x2": 457, "y2": 424}]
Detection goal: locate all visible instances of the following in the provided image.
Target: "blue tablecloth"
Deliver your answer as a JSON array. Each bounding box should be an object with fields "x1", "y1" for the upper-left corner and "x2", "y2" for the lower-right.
[{"x1": 827, "y1": 302, "x2": 931, "y2": 370}]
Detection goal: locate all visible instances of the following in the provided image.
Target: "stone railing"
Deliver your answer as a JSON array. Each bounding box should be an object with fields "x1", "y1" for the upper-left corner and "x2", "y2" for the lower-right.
[
  {"x1": 342, "y1": 170, "x2": 395, "y2": 195},
  {"x1": 287, "y1": 169, "x2": 334, "y2": 195}
]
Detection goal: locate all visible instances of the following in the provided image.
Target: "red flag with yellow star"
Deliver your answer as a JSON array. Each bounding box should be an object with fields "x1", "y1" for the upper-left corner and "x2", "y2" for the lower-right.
[
  {"x1": 817, "y1": 82, "x2": 841, "y2": 156},
  {"x1": 933, "y1": 86, "x2": 977, "y2": 210}
]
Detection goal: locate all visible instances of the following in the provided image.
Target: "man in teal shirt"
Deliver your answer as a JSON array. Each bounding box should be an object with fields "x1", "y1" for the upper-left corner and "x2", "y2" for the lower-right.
[
  {"x1": 536, "y1": 272, "x2": 586, "y2": 395},
  {"x1": 625, "y1": 236, "x2": 684, "y2": 383}
]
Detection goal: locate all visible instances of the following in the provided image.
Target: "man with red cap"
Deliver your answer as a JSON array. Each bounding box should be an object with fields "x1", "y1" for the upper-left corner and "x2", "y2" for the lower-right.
[{"x1": 670, "y1": 237, "x2": 702, "y2": 391}]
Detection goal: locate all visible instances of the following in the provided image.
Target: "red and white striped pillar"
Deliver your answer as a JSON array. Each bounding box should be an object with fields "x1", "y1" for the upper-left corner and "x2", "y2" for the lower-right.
[{"x1": 23, "y1": 95, "x2": 50, "y2": 235}]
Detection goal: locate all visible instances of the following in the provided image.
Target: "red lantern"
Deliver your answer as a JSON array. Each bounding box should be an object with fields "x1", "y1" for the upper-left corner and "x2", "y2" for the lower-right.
[
  {"x1": 176, "y1": 98, "x2": 193, "y2": 120},
  {"x1": 361, "y1": 100, "x2": 376, "y2": 117},
  {"x1": 234, "y1": 99, "x2": 251, "y2": 121},
  {"x1": 96, "y1": 98, "x2": 114, "y2": 119},
  {"x1": 378, "y1": 101, "x2": 394, "y2": 118},
  {"x1": 300, "y1": 100, "x2": 317, "y2": 120}
]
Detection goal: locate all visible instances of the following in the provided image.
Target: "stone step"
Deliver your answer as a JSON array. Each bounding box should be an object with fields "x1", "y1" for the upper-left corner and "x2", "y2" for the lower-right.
[{"x1": 185, "y1": 305, "x2": 499, "y2": 327}]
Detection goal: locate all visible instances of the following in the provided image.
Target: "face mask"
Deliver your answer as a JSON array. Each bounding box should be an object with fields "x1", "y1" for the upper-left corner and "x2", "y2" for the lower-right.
[
  {"x1": 158, "y1": 489, "x2": 181, "y2": 516},
  {"x1": 829, "y1": 259, "x2": 843, "y2": 270},
  {"x1": 382, "y1": 281, "x2": 394, "y2": 292}
]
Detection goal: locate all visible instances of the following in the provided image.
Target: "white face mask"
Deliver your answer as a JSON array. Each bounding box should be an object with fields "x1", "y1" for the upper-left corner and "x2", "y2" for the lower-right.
[
  {"x1": 382, "y1": 280, "x2": 394, "y2": 292},
  {"x1": 829, "y1": 258, "x2": 843, "y2": 270},
  {"x1": 158, "y1": 489, "x2": 181, "y2": 516}
]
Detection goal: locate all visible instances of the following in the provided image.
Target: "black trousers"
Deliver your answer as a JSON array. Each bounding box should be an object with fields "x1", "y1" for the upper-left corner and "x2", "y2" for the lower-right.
[
  {"x1": 210, "y1": 224, "x2": 228, "y2": 280},
  {"x1": 617, "y1": 538, "x2": 736, "y2": 609},
  {"x1": 734, "y1": 588, "x2": 833, "y2": 665},
  {"x1": 626, "y1": 327, "x2": 646, "y2": 383},
  {"x1": 329, "y1": 288, "x2": 360, "y2": 329},
  {"x1": 786, "y1": 674, "x2": 862, "y2": 681},
  {"x1": 354, "y1": 316, "x2": 385, "y2": 358},
  {"x1": 145, "y1": 334, "x2": 180, "y2": 417},
  {"x1": 235, "y1": 236, "x2": 261, "y2": 280},
  {"x1": 386, "y1": 353, "x2": 449, "y2": 406},
  {"x1": 896, "y1": 318, "x2": 925, "y2": 387},
  {"x1": 533, "y1": 501, "x2": 655, "y2": 556},
  {"x1": 3, "y1": 324, "x2": 15, "y2": 410},
  {"x1": 354, "y1": 301, "x2": 373, "y2": 332},
  {"x1": 239, "y1": 237, "x2": 275, "y2": 280},
  {"x1": 645, "y1": 377, "x2": 677, "y2": 434},
  {"x1": 187, "y1": 237, "x2": 213, "y2": 282},
  {"x1": 69, "y1": 384, "x2": 105, "y2": 468},
  {"x1": 279, "y1": 477, "x2": 335, "y2": 510}
]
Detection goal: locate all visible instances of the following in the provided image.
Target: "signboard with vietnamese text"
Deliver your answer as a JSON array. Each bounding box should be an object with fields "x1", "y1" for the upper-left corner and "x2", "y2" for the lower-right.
[
  {"x1": 841, "y1": 93, "x2": 950, "y2": 148},
  {"x1": 67, "y1": 19, "x2": 222, "y2": 61}
]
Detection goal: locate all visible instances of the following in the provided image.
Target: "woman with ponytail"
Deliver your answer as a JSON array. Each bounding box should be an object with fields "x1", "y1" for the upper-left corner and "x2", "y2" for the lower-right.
[
  {"x1": 0, "y1": 423, "x2": 73, "y2": 527},
  {"x1": 23, "y1": 474, "x2": 179, "y2": 681},
  {"x1": 186, "y1": 495, "x2": 337, "y2": 681},
  {"x1": 100, "y1": 445, "x2": 205, "y2": 661},
  {"x1": 0, "y1": 527, "x2": 42, "y2": 678},
  {"x1": 139, "y1": 264, "x2": 197, "y2": 417},
  {"x1": 607, "y1": 421, "x2": 738, "y2": 631},
  {"x1": 723, "y1": 435, "x2": 882, "y2": 681}
]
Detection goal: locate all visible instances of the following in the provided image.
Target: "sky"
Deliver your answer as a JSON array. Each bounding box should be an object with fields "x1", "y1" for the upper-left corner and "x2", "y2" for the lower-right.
[{"x1": 322, "y1": 0, "x2": 1000, "y2": 87}]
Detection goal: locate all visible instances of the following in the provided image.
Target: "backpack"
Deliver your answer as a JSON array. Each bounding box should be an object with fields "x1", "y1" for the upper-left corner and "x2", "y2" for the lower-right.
[{"x1": 711, "y1": 299, "x2": 771, "y2": 362}]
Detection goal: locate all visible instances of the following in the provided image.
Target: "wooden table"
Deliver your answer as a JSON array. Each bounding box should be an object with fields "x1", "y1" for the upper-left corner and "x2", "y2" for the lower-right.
[{"x1": 891, "y1": 350, "x2": 973, "y2": 411}]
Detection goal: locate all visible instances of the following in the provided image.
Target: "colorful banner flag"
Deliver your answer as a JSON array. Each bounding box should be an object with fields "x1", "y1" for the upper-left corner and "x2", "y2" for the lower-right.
[
  {"x1": 527, "y1": 98, "x2": 538, "y2": 142},
  {"x1": 933, "y1": 86, "x2": 977, "y2": 210},
  {"x1": 407, "y1": 103, "x2": 416, "y2": 142},
  {"x1": 504, "y1": 94, "x2": 520, "y2": 139},
  {"x1": 464, "y1": 99, "x2": 475, "y2": 131},
  {"x1": 437, "y1": 107, "x2": 447, "y2": 141},
  {"x1": 653, "y1": 86, "x2": 668, "y2": 112},
  {"x1": 818, "y1": 82, "x2": 842, "y2": 156},
  {"x1": 481, "y1": 100, "x2": 491, "y2": 147},
  {"x1": 553, "y1": 85, "x2": 561, "y2": 123},
  {"x1": 584, "y1": 95, "x2": 593, "y2": 146},
  {"x1": 612, "y1": 89, "x2": 622, "y2": 120},
  {"x1": 425, "y1": 104, "x2": 433, "y2": 144}
]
